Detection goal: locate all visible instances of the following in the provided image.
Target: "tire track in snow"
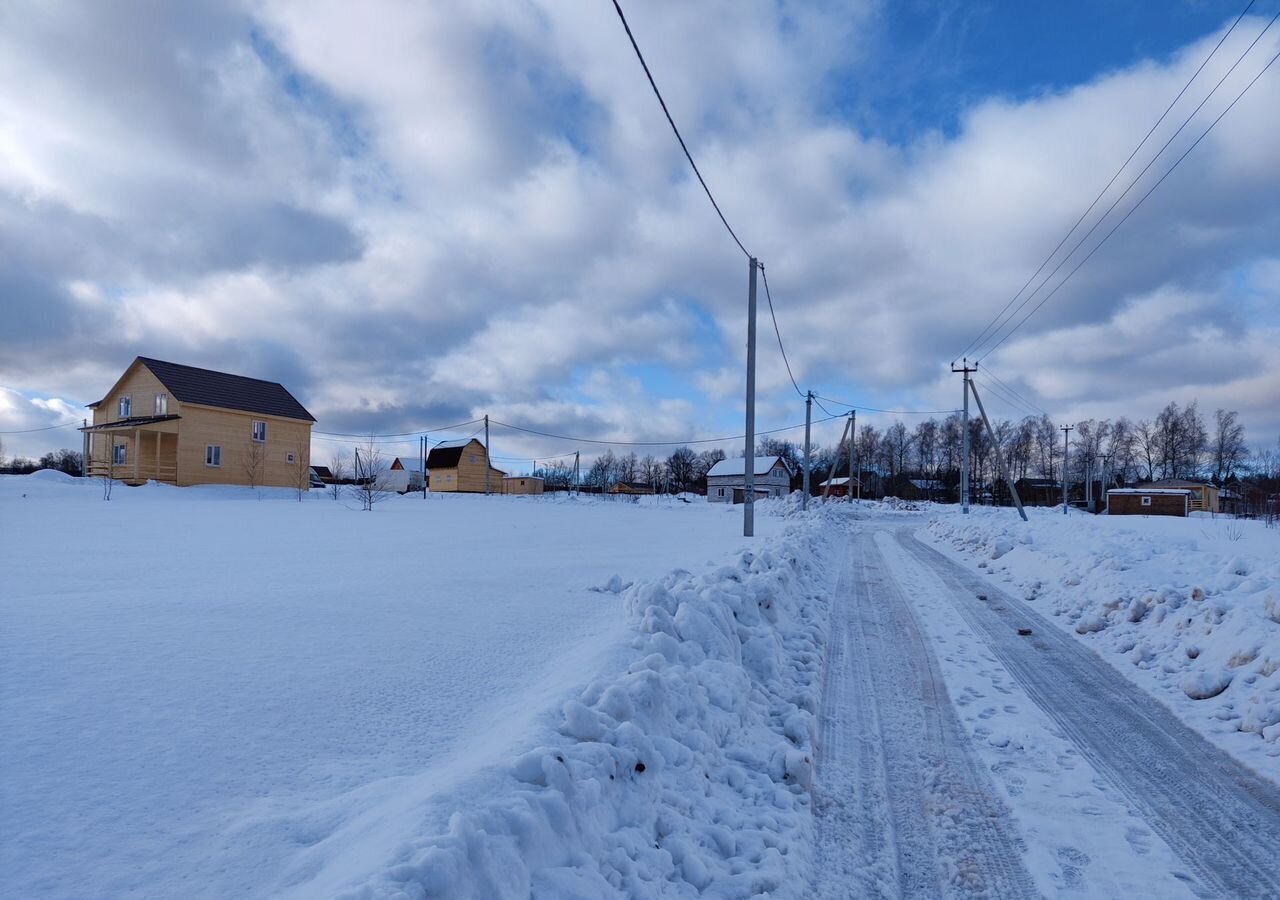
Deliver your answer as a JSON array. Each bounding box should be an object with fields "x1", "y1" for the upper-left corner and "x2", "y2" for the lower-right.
[
  {"x1": 814, "y1": 531, "x2": 1039, "y2": 899},
  {"x1": 898, "y1": 528, "x2": 1280, "y2": 900}
]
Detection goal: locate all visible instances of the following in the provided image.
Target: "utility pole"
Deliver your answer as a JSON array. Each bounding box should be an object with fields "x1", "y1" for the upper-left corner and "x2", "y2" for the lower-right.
[
  {"x1": 822, "y1": 414, "x2": 852, "y2": 499},
  {"x1": 574, "y1": 451, "x2": 580, "y2": 495},
  {"x1": 423, "y1": 434, "x2": 429, "y2": 499},
  {"x1": 802, "y1": 391, "x2": 812, "y2": 510},
  {"x1": 952, "y1": 359, "x2": 977, "y2": 513},
  {"x1": 851, "y1": 409, "x2": 858, "y2": 501},
  {"x1": 968, "y1": 380, "x2": 1027, "y2": 522},
  {"x1": 743, "y1": 256, "x2": 759, "y2": 537},
  {"x1": 1061, "y1": 425, "x2": 1073, "y2": 515},
  {"x1": 484, "y1": 414, "x2": 491, "y2": 496}
]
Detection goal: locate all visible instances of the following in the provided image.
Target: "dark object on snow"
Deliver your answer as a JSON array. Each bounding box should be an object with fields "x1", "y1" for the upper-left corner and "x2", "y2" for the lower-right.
[
  {"x1": 634, "y1": 762, "x2": 646, "y2": 774},
  {"x1": 1018, "y1": 628, "x2": 1033, "y2": 636},
  {"x1": 977, "y1": 594, "x2": 988, "y2": 601}
]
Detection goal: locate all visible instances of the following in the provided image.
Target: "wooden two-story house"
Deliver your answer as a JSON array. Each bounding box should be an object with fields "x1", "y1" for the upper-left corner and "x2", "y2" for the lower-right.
[{"x1": 81, "y1": 357, "x2": 315, "y2": 487}]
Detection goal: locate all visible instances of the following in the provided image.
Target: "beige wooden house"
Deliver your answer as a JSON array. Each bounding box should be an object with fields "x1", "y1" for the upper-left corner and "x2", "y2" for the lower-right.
[
  {"x1": 80, "y1": 357, "x2": 315, "y2": 488},
  {"x1": 503, "y1": 475, "x2": 544, "y2": 495},
  {"x1": 425, "y1": 438, "x2": 505, "y2": 493}
]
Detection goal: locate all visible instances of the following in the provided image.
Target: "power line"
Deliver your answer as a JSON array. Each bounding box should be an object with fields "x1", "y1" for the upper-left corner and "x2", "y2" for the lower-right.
[
  {"x1": 611, "y1": 0, "x2": 750, "y2": 259},
  {"x1": 489, "y1": 414, "x2": 842, "y2": 448},
  {"x1": 954, "y1": 0, "x2": 1259, "y2": 363},
  {"x1": 975, "y1": 378, "x2": 1041, "y2": 419},
  {"x1": 313, "y1": 417, "x2": 482, "y2": 439},
  {"x1": 980, "y1": 40, "x2": 1280, "y2": 361},
  {"x1": 976, "y1": 363, "x2": 1049, "y2": 417},
  {"x1": 0, "y1": 421, "x2": 81, "y2": 434},
  {"x1": 811, "y1": 395, "x2": 960, "y2": 416},
  {"x1": 758, "y1": 265, "x2": 805, "y2": 398}
]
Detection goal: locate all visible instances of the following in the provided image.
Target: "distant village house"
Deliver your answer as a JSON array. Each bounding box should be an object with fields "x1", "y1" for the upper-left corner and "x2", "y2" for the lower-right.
[
  {"x1": 81, "y1": 357, "x2": 314, "y2": 488},
  {"x1": 706, "y1": 456, "x2": 795, "y2": 503}
]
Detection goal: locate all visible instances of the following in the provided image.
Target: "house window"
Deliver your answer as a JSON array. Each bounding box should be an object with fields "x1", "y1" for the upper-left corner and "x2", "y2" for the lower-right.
[
  {"x1": 1141, "y1": 496, "x2": 1152, "y2": 506},
  {"x1": 718, "y1": 487, "x2": 725, "y2": 497},
  {"x1": 118, "y1": 396, "x2": 131, "y2": 418},
  {"x1": 113, "y1": 443, "x2": 127, "y2": 465},
  {"x1": 252, "y1": 421, "x2": 267, "y2": 442},
  {"x1": 205, "y1": 445, "x2": 222, "y2": 467},
  {"x1": 286, "y1": 451, "x2": 296, "y2": 464},
  {"x1": 154, "y1": 393, "x2": 168, "y2": 415}
]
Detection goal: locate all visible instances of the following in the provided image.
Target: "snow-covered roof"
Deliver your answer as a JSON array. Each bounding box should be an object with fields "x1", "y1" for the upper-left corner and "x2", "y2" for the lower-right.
[
  {"x1": 1106, "y1": 488, "x2": 1191, "y2": 495},
  {"x1": 820, "y1": 476, "x2": 859, "y2": 486},
  {"x1": 706, "y1": 456, "x2": 791, "y2": 478}
]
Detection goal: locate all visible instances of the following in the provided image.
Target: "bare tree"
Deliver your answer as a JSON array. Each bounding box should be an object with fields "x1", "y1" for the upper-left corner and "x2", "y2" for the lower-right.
[
  {"x1": 243, "y1": 439, "x2": 266, "y2": 490},
  {"x1": 292, "y1": 441, "x2": 310, "y2": 501},
  {"x1": 101, "y1": 438, "x2": 117, "y2": 500},
  {"x1": 1211, "y1": 408, "x2": 1247, "y2": 485},
  {"x1": 665, "y1": 446, "x2": 697, "y2": 493},
  {"x1": 350, "y1": 440, "x2": 392, "y2": 511},
  {"x1": 328, "y1": 453, "x2": 347, "y2": 501}
]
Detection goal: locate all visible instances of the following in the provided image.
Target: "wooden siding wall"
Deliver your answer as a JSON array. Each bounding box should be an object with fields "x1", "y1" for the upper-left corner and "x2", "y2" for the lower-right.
[
  {"x1": 1108, "y1": 494, "x2": 1187, "y2": 517},
  {"x1": 176, "y1": 404, "x2": 311, "y2": 488},
  {"x1": 503, "y1": 478, "x2": 544, "y2": 495},
  {"x1": 93, "y1": 362, "x2": 181, "y2": 425}
]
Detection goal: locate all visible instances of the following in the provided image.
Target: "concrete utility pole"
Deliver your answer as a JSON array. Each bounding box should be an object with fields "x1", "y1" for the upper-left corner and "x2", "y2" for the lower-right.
[
  {"x1": 743, "y1": 256, "x2": 759, "y2": 537},
  {"x1": 968, "y1": 380, "x2": 1027, "y2": 522},
  {"x1": 822, "y1": 414, "x2": 852, "y2": 500},
  {"x1": 573, "y1": 451, "x2": 580, "y2": 495},
  {"x1": 952, "y1": 359, "x2": 977, "y2": 513},
  {"x1": 423, "y1": 434, "x2": 429, "y2": 499},
  {"x1": 484, "y1": 415, "x2": 491, "y2": 496},
  {"x1": 1061, "y1": 424, "x2": 1073, "y2": 515},
  {"x1": 802, "y1": 391, "x2": 812, "y2": 510},
  {"x1": 851, "y1": 409, "x2": 858, "y2": 501}
]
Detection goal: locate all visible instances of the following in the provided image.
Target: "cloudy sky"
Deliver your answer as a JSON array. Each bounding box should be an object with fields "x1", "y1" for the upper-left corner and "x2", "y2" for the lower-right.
[{"x1": 2, "y1": 0, "x2": 1278, "y2": 466}]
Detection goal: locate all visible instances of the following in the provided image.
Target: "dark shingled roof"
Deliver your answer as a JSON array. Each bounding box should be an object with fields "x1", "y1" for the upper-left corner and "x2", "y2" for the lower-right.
[
  {"x1": 122, "y1": 357, "x2": 315, "y2": 422},
  {"x1": 426, "y1": 441, "x2": 475, "y2": 469}
]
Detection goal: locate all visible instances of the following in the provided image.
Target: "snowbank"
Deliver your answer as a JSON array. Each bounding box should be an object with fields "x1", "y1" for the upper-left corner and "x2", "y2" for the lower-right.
[
  {"x1": 925, "y1": 508, "x2": 1280, "y2": 777},
  {"x1": 344, "y1": 513, "x2": 841, "y2": 899}
]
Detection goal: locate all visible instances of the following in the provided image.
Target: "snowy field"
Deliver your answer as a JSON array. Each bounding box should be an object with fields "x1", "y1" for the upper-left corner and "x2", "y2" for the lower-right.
[
  {"x1": 925, "y1": 506, "x2": 1280, "y2": 779},
  {"x1": 0, "y1": 474, "x2": 840, "y2": 899}
]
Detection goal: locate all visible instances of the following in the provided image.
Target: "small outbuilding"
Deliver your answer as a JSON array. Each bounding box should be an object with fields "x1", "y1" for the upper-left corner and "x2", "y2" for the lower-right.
[
  {"x1": 503, "y1": 475, "x2": 544, "y2": 495},
  {"x1": 819, "y1": 476, "x2": 858, "y2": 498},
  {"x1": 1106, "y1": 488, "x2": 1191, "y2": 517},
  {"x1": 1138, "y1": 479, "x2": 1221, "y2": 513},
  {"x1": 706, "y1": 456, "x2": 794, "y2": 503}
]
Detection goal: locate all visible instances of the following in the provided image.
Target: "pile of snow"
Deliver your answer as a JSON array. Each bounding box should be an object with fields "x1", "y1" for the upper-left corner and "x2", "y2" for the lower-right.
[
  {"x1": 0, "y1": 474, "x2": 841, "y2": 898},
  {"x1": 347, "y1": 513, "x2": 841, "y2": 899},
  {"x1": 926, "y1": 508, "x2": 1280, "y2": 773}
]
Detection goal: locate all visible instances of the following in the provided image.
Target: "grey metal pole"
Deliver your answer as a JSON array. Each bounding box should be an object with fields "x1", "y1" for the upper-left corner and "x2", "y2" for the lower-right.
[
  {"x1": 802, "y1": 391, "x2": 812, "y2": 510},
  {"x1": 1061, "y1": 425, "x2": 1072, "y2": 514},
  {"x1": 851, "y1": 409, "x2": 857, "y2": 501},
  {"x1": 484, "y1": 414, "x2": 491, "y2": 496},
  {"x1": 962, "y1": 362, "x2": 971, "y2": 513},
  {"x1": 744, "y1": 257, "x2": 758, "y2": 537},
  {"x1": 574, "y1": 450, "x2": 580, "y2": 495},
  {"x1": 847, "y1": 412, "x2": 855, "y2": 503}
]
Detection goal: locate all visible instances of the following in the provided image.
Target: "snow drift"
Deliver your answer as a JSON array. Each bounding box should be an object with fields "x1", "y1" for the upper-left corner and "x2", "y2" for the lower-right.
[
  {"x1": 344, "y1": 512, "x2": 841, "y2": 899},
  {"x1": 926, "y1": 509, "x2": 1280, "y2": 777}
]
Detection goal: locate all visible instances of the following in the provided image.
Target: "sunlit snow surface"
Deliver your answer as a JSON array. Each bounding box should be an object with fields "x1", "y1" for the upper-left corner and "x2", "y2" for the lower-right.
[{"x1": 0, "y1": 474, "x2": 836, "y2": 898}]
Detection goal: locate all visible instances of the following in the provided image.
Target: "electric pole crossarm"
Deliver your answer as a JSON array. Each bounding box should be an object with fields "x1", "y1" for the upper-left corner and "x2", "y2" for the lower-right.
[{"x1": 968, "y1": 380, "x2": 1028, "y2": 522}]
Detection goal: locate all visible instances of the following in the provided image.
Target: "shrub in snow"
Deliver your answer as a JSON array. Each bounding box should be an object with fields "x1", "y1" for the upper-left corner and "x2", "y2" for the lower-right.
[
  {"x1": 1181, "y1": 670, "x2": 1233, "y2": 701},
  {"x1": 344, "y1": 519, "x2": 839, "y2": 899}
]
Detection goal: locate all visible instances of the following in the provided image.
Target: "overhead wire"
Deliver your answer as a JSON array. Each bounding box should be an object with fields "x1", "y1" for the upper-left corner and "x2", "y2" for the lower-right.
[
  {"x1": 0, "y1": 421, "x2": 82, "y2": 434},
  {"x1": 758, "y1": 265, "x2": 806, "y2": 399},
  {"x1": 976, "y1": 363, "x2": 1049, "y2": 417},
  {"x1": 811, "y1": 395, "x2": 960, "y2": 416},
  {"x1": 953, "y1": 0, "x2": 1259, "y2": 364},
  {"x1": 980, "y1": 38, "x2": 1280, "y2": 361},
  {"x1": 489, "y1": 415, "x2": 843, "y2": 448},
  {"x1": 974, "y1": 9, "x2": 1280, "y2": 362},
  {"x1": 610, "y1": 0, "x2": 750, "y2": 259}
]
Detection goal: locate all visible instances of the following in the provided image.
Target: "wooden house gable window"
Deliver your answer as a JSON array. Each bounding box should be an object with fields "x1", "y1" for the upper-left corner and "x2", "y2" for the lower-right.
[
  {"x1": 118, "y1": 395, "x2": 131, "y2": 418},
  {"x1": 252, "y1": 421, "x2": 267, "y2": 442},
  {"x1": 154, "y1": 393, "x2": 168, "y2": 415},
  {"x1": 205, "y1": 445, "x2": 222, "y2": 467}
]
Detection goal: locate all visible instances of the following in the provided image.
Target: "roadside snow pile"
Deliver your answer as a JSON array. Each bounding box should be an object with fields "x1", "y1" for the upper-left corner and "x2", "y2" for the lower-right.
[
  {"x1": 348, "y1": 515, "x2": 841, "y2": 900},
  {"x1": 926, "y1": 509, "x2": 1280, "y2": 772}
]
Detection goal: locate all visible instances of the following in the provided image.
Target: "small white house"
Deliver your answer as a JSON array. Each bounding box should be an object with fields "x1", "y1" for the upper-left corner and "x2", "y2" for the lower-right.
[
  {"x1": 385, "y1": 456, "x2": 425, "y2": 493},
  {"x1": 706, "y1": 456, "x2": 794, "y2": 503}
]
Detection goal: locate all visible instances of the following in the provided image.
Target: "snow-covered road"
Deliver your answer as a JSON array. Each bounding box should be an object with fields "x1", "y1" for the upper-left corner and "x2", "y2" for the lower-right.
[{"x1": 815, "y1": 518, "x2": 1280, "y2": 899}]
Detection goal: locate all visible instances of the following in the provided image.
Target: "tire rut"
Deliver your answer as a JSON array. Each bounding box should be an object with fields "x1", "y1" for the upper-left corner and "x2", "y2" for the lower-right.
[
  {"x1": 896, "y1": 528, "x2": 1280, "y2": 900},
  {"x1": 814, "y1": 531, "x2": 1039, "y2": 899}
]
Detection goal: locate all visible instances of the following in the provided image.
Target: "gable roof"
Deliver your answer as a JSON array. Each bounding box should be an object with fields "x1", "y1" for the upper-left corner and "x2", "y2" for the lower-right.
[
  {"x1": 390, "y1": 457, "x2": 425, "y2": 473},
  {"x1": 92, "y1": 357, "x2": 315, "y2": 422},
  {"x1": 426, "y1": 438, "x2": 484, "y2": 469},
  {"x1": 706, "y1": 456, "x2": 793, "y2": 478}
]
